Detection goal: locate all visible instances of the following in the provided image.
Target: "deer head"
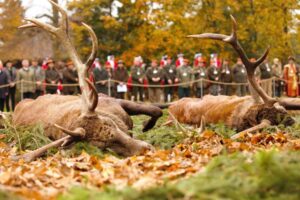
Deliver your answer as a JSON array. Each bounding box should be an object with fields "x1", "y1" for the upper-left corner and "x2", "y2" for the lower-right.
[
  {"x1": 188, "y1": 15, "x2": 297, "y2": 133},
  {"x1": 16, "y1": 0, "x2": 152, "y2": 162}
]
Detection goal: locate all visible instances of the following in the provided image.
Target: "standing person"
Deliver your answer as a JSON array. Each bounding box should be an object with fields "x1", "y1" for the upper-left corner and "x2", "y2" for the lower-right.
[
  {"x1": 220, "y1": 59, "x2": 233, "y2": 96},
  {"x1": 163, "y1": 57, "x2": 176, "y2": 102},
  {"x1": 193, "y1": 58, "x2": 208, "y2": 98},
  {"x1": 16, "y1": 59, "x2": 36, "y2": 99},
  {"x1": 207, "y1": 63, "x2": 220, "y2": 96},
  {"x1": 105, "y1": 63, "x2": 114, "y2": 96},
  {"x1": 233, "y1": 58, "x2": 247, "y2": 96},
  {"x1": 272, "y1": 58, "x2": 283, "y2": 97},
  {"x1": 131, "y1": 57, "x2": 145, "y2": 101},
  {"x1": 146, "y1": 60, "x2": 164, "y2": 103},
  {"x1": 45, "y1": 60, "x2": 60, "y2": 94},
  {"x1": 283, "y1": 56, "x2": 298, "y2": 97},
  {"x1": 31, "y1": 60, "x2": 45, "y2": 98},
  {"x1": 5, "y1": 61, "x2": 17, "y2": 111},
  {"x1": 176, "y1": 59, "x2": 193, "y2": 98},
  {"x1": 113, "y1": 60, "x2": 128, "y2": 99},
  {"x1": 0, "y1": 61, "x2": 9, "y2": 111},
  {"x1": 258, "y1": 59, "x2": 273, "y2": 96},
  {"x1": 62, "y1": 61, "x2": 78, "y2": 95},
  {"x1": 93, "y1": 61, "x2": 109, "y2": 94}
]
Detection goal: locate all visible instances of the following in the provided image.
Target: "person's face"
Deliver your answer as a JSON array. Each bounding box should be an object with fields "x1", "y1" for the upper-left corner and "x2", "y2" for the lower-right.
[
  {"x1": 167, "y1": 58, "x2": 172, "y2": 65},
  {"x1": 237, "y1": 59, "x2": 242, "y2": 65},
  {"x1": 224, "y1": 60, "x2": 229, "y2": 65},
  {"x1": 6, "y1": 62, "x2": 12, "y2": 68},
  {"x1": 199, "y1": 62, "x2": 204, "y2": 67},
  {"x1": 118, "y1": 63, "x2": 124, "y2": 68},
  {"x1": 151, "y1": 61, "x2": 157, "y2": 68},
  {"x1": 134, "y1": 60, "x2": 140, "y2": 66},
  {"x1": 289, "y1": 59, "x2": 294, "y2": 65},
  {"x1": 68, "y1": 64, "x2": 74, "y2": 70},
  {"x1": 22, "y1": 60, "x2": 29, "y2": 68},
  {"x1": 0, "y1": 62, "x2": 3, "y2": 70},
  {"x1": 32, "y1": 61, "x2": 38, "y2": 67},
  {"x1": 49, "y1": 63, "x2": 54, "y2": 68}
]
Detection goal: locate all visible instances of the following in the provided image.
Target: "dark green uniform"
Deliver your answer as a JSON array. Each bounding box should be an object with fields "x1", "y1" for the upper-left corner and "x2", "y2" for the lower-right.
[
  {"x1": 163, "y1": 64, "x2": 176, "y2": 101},
  {"x1": 176, "y1": 65, "x2": 193, "y2": 98},
  {"x1": 131, "y1": 65, "x2": 145, "y2": 101},
  {"x1": 193, "y1": 67, "x2": 208, "y2": 98},
  {"x1": 233, "y1": 64, "x2": 247, "y2": 96},
  {"x1": 220, "y1": 64, "x2": 233, "y2": 95},
  {"x1": 146, "y1": 67, "x2": 164, "y2": 103},
  {"x1": 207, "y1": 65, "x2": 220, "y2": 96}
]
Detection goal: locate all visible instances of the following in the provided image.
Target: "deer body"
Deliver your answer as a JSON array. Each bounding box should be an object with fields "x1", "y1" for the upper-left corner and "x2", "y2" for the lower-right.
[
  {"x1": 169, "y1": 95, "x2": 296, "y2": 132},
  {"x1": 13, "y1": 94, "x2": 160, "y2": 157}
]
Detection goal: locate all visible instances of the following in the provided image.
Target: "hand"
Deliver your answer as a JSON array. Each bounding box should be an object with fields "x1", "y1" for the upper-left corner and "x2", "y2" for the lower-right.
[
  {"x1": 120, "y1": 82, "x2": 124, "y2": 85},
  {"x1": 139, "y1": 78, "x2": 143, "y2": 83},
  {"x1": 10, "y1": 83, "x2": 15, "y2": 87},
  {"x1": 51, "y1": 81, "x2": 55, "y2": 84},
  {"x1": 36, "y1": 81, "x2": 41, "y2": 86},
  {"x1": 75, "y1": 78, "x2": 78, "y2": 82},
  {"x1": 175, "y1": 78, "x2": 179, "y2": 83},
  {"x1": 168, "y1": 79, "x2": 172, "y2": 84}
]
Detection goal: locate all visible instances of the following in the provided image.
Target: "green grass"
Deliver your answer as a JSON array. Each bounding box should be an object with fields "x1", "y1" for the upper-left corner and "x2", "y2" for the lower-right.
[
  {"x1": 59, "y1": 150, "x2": 300, "y2": 200},
  {"x1": 131, "y1": 110, "x2": 187, "y2": 149}
]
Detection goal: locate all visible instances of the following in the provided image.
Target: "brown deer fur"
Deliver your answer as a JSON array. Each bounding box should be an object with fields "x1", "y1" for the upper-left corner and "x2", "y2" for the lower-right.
[
  {"x1": 168, "y1": 95, "x2": 295, "y2": 132},
  {"x1": 13, "y1": 94, "x2": 162, "y2": 157}
]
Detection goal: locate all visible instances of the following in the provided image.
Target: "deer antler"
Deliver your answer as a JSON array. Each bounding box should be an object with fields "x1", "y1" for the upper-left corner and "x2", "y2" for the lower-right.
[
  {"x1": 188, "y1": 15, "x2": 276, "y2": 106},
  {"x1": 19, "y1": 0, "x2": 99, "y2": 114}
]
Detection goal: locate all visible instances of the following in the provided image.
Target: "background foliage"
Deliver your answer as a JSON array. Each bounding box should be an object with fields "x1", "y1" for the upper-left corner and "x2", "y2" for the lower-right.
[{"x1": 0, "y1": 0, "x2": 299, "y2": 63}]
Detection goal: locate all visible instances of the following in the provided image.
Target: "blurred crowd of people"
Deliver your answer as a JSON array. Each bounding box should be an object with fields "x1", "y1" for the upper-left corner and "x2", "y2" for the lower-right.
[{"x1": 0, "y1": 53, "x2": 299, "y2": 111}]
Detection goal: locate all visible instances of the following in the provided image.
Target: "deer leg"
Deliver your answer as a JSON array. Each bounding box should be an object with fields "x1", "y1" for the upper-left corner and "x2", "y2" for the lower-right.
[{"x1": 118, "y1": 100, "x2": 163, "y2": 132}]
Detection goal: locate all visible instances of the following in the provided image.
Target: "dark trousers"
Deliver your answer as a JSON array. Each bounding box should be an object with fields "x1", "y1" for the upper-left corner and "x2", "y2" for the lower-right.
[
  {"x1": 178, "y1": 87, "x2": 190, "y2": 99},
  {"x1": 0, "y1": 98, "x2": 5, "y2": 111},
  {"x1": 209, "y1": 84, "x2": 219, "y2": 96},
  {"x1": 164, "y1": 86, "x2": 175, "y2": 102},
  {"x1": 23, "y1": 92, "x2": 34, "y2": 99},
  {"x1": 46, "y1": 89, "x2": 57, "y2": 94},
  {"x1": 221, "y1": 85, "x2": 232, "y2": 96},
  {"x1": 132, "y1": 86, "x2": 144, "y2": 101},
  {"x1": 195, "y1": 87, "x2": 204, "y2": 98},
  {"x1": 236, "y1": 85, "x2": 247, "y2": 97},
  {"x1": 35, "y1": 90, "x2": 44, "y2": 99},
  {"x1": 5, "y1": 86, "x2": 16, "y2": 112},
  {"x1": 116, "y1": 92, "x2": 126, "y2": 99},
  {"x1": 274, "y1": 80, "x2": 282, "y2": 97}
]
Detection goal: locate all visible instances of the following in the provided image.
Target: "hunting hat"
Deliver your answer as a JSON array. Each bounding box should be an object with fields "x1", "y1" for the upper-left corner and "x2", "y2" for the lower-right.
[
  {"x1": 46, "y1": 59, "x2": 54, "y2": 64},
  {"x1": 118, "y1": 60, "x2": 124, "y2": 64},
  {"x1": 66, "y1": 61, "x2": 73, "y2": 66}
]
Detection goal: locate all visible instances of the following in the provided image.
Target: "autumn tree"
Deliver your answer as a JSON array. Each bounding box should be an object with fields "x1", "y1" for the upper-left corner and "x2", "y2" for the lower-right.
[
  {"x1": 67, "y1": 0, "x2": 300, "y2": 65},
  {"x1": 0, "y1": 0, "x2": 24, "y2": 46}
]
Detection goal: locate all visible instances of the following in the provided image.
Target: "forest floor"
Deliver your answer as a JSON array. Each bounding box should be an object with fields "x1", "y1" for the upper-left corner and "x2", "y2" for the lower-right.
[{"x1": 0, "y1": 111, "x2": 300, "y2": 200}]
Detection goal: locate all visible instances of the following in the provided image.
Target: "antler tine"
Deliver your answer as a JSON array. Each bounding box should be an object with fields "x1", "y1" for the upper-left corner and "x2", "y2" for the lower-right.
[
  {"x1": 11, "y1": 135, "x2": 73, "y2": 162},
  {"x1": 20, "y1": 18, "x2": 58, "y2": 34},
  {"x1": 82, "y1": 22, "x2": 99, "y2": 71},
  {"x1": 54, "y1": 124, "x2": 86, "y2": 138},
  {"x1": 48, "y1": 0, "x2": 69, "y2": 33},
  {"x1": 188, "y1": 15, "x2": 276, "y2": 106},
  {"x1": 85, "y1": 78, "x2": 99, "y2": 112}
]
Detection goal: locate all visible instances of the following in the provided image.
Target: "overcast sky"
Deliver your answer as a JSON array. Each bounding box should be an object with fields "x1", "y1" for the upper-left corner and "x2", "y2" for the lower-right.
[{"x1": 22, "y1": 0, "x2": 67, "y2": 20}]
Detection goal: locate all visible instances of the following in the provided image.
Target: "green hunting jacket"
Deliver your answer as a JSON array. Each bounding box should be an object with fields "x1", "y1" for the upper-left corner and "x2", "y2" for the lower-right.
[
  {"x1": 16, "y1": 67, "x2": 36, "y2": 93},
  {"x1": 176, "y1": 65, "x2": 193, "y2": 88}
]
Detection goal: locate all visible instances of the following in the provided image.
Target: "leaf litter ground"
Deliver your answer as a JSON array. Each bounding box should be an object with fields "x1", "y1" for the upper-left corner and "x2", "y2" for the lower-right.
[{"x1": 0, "y1": 112, "x2": 300, "y2": 200}]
